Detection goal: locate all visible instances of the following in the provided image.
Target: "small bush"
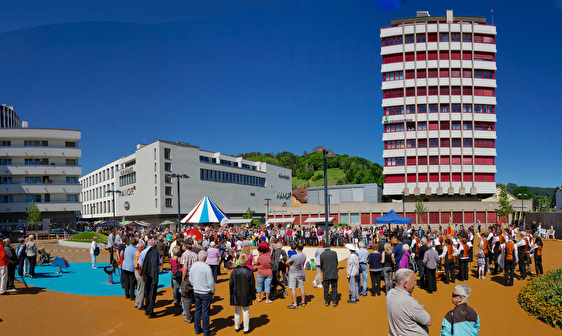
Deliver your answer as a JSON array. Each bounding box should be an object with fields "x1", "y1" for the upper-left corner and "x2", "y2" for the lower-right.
[{"x1": 518, "y1": 267, "x2": 562, "y2": 329}]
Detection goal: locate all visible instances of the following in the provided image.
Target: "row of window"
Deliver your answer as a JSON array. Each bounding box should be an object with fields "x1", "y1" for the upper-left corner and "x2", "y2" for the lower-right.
[
  {"x1": 385, "y1": 173, "x2": 496, "y2": 183},
  {"x1": 385, "y1": 121, "x2": 495, "y2": 132},
  {"x1": 386, "y1": 156, "x2": 495, "y2": 166},
  {"x1": 0, "y1": 158, "x2": 78, "y2": 166},
  {"x1": 0, "y1": 141, "x2": 77, "y2": 147},
  {"x1": 0, "y1": 194, "x2": 79, "y2": 203},
  {"x1": 119, "y1": 172, "x2": 136, "y2": 187},
  {"x1": 382, "y1": 33, "x2": 494, "y2": 46},
  {"x1": 382, "y1": 51, "x2": 495, "y2": 64},
  {"x1": 384, "y1": 104, "x2": 494, "y2": 115},
  {"x1": 383, "y1": 69, "x2": 494, "y2": 81},
  {"x1": 82, "y1": 166, "x2": 116, "y2": 188},
  {"x1": 200, "y1": 169, "x2": 265, "y2": 187},
  {"x1": 384, "y1": 139, "x2": 495, "y2": 149},
  {"x1": 200, "y1": 156, "x2": 258, "y2": 171},
  {"x1": 384, "y1": 86, "x2": 495, "y2": 99}
]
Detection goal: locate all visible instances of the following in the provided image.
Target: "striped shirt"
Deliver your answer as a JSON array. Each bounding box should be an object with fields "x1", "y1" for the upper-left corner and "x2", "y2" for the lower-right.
[{"x1": 386, "y1": 287, "x2": 431, "y2": 336}]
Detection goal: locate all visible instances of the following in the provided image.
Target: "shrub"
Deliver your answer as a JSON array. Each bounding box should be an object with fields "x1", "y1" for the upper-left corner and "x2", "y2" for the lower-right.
[{"x1": 517, "y1": 267, "x2": 562, "y2": 329}]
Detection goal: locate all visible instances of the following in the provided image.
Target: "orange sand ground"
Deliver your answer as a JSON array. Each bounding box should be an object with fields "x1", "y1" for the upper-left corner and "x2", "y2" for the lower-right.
[{"x1": 2, "y1": 239, "x2": 562, "y2": 336}]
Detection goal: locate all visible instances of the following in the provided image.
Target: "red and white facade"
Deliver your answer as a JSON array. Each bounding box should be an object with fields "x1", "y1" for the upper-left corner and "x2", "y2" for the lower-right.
[{"x1": 381, "y1": 10, "x2": 497, "y2": 197}]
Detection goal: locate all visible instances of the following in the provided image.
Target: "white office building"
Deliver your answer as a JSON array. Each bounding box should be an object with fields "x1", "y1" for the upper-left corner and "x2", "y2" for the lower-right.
[
  {"x1": 80, "y1": 140, "x2": 292, "y2": 224},
  {"x1": 0, "y1": 112, "x2": 82, "y2": 232}
]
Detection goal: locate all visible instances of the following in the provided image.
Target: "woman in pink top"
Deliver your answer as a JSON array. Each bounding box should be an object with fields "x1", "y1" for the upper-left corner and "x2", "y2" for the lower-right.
[
  {"x1": 254, "y1": 245, "x2": 273, "y2": 303},
  {"x1": 207, "y1": 241, "x2": 221, "y2": 283},
  {"x1": 241, "y1": 245, "x2": 254, "y2": 271}
]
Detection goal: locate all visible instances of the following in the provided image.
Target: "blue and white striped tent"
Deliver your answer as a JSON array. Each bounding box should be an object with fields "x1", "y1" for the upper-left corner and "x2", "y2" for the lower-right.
[{"x1": 181, "y1": 196, "x2": 229, "y2": 224}]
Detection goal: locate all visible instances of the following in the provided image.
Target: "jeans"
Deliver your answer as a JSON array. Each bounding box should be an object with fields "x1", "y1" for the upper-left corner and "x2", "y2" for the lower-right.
[
  {"x1": 257, "y1": 274, "x2": 272, "y2": 294},
  {"x1": 382, "y1": 266, "x2": 393, "y2": 293},
  {"x1": 210, "y1": 265, "x2": 219, "y2": 283},
  {"x1": 91, "y1": 253, "x2": 96, "y2": 268},
  {"x1": 194, "y1": 292, "x2": 213, "y2": 335},
  {"x1": 172, "y1": 277, "x2": 181, "y2": 304},
  {"x1": 234, "y1": 306, "x2": 250, "y2": 331},
  {"x1": 323, "y1": 279, "x2": 338, "y2": 303},
  {"x1": 314, "y1": 266, "x2": 322, "y2": 285},
  {"x1": 359, "y1": 263, "x2": 368, "y2": 295}
]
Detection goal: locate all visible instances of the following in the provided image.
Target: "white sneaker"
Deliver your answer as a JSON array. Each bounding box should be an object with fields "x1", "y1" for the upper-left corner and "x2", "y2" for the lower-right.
[
  {"x1": 482, "y1": 276, "x2": 485, "y2": 279},
  {"x1": 312, "y1": 280, "x2": 317, "y2": 288},
  {"x1": 317, "y1": 284, "x2": 322, "y2": 288}
]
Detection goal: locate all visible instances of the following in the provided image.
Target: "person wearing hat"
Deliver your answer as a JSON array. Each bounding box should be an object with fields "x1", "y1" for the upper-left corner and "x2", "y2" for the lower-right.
[{"x1": 346, "y1": 243, "x2": 360, "y2": 303}]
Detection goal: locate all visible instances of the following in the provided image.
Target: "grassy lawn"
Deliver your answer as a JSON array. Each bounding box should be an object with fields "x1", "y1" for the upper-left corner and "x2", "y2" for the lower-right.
[
  {"x1": 293, "y1": 168, "x2": 344, "y2": 188},
  {"x1": 65, "y1": 232, "x2": 108, "y2": 243}
]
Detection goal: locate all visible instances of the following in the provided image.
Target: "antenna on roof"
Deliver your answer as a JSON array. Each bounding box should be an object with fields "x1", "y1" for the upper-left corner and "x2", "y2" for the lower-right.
[{"x1": 491, "y1": 9, "x2": 494, "y2": 25}]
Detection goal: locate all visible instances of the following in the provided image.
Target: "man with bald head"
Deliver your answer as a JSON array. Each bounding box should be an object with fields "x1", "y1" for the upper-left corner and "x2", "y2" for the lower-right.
[{"x1": 139, "y1": 238, "x2": 162, "y2": 318}]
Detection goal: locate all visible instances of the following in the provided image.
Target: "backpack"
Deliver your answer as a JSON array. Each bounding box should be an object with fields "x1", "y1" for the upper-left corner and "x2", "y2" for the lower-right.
[{"x1": 408, "y1": 256, "x2": 417, "y2": 272}]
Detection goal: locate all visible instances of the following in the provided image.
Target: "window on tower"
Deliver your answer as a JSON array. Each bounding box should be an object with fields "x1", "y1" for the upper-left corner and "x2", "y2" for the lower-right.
[
  {"x1": 416, "y1": 34, "x2": 426, "y2": 42},
  {"x1": 405, "y1": 34, "x2": 414, "y2": 44},
  {"x1": 462, "y1": 33, "x2": 472, "y2": 42},
  {"x1": 451, "y1": 33, "x2": 460, "y2": 42}
]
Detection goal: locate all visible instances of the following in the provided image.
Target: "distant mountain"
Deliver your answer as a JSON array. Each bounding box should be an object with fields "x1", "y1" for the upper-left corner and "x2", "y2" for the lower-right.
[{"x1": 238, "y1": 151, "x2": 384, "y2": 189}]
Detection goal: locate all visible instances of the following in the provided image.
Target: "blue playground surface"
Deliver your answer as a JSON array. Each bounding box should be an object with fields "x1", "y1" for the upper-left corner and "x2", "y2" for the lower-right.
[{"x1": 18, "y1": 262, "x2": 171, "y2": 296}]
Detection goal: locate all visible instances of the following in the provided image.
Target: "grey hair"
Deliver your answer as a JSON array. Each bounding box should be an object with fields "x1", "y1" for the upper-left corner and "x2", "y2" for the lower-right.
[
  {"x1": 358, "y1": 241, "x2": 365, "y2": 248},
  {"x1": 198, "y1": 250, "x2": 208, "y2": 261},
  {"x1": 427, "y1": 241, "x2": 434, "y2": 248},
  {"x1": 402, "y1": 244, "x2": 410, "y2": 251},
  {"x1": 395, "y1": 268, "x2": 414, "y2": 285},
  {"x1": 455, "y1": 284, "x2": 471, "y2": 302},
  {"x1": 421, "y1": 237, "x2": 427, "y2": 244}
]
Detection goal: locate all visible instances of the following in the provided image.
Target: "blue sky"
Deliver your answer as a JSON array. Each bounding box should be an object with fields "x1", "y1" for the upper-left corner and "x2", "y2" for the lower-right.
[{"x1": 0, "y1": 0, "x2": 560, "y2": 188}]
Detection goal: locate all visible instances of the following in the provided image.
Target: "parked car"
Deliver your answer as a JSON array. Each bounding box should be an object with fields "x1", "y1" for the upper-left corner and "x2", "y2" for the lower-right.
[{"x1": 50, "y1": 228, "x2": 79, "y2": 235}]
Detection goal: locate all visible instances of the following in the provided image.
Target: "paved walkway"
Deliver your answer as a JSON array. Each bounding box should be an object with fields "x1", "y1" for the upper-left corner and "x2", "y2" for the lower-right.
[{"x1": 3, "y1": 239, "x2": 562, "y2": 335}]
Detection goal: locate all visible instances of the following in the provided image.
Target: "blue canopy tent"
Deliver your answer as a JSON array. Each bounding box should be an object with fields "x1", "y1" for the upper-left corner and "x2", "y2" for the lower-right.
[{"x1": 375, "y1": 210, "x2": 413, "y2": 233}]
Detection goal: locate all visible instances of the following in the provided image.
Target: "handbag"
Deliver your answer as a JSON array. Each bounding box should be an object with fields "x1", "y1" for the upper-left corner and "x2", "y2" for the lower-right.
[
  {"x1": 94, "y1": 246, "x2": 100, "y2": 256},
  {"x1": 173, "y1": 268, "x2": 183, "y2": 283}
]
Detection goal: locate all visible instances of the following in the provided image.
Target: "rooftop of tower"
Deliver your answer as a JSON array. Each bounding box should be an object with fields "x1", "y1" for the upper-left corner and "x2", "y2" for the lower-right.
[{"x1": 390, "y1": 10, "x2": 487, "y2": 26}]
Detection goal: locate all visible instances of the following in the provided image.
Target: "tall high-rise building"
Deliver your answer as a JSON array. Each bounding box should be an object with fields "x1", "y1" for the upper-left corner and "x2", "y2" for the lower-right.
[{"x1": 381, "y1": 10, "x2": 497, "y2": 198}]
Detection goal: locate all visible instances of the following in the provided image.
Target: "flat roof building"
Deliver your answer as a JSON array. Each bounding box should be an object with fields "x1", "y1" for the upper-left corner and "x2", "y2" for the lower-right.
[
  {"x1": 381, "y1": 10, "x2": 497, "y2": 198},
  {"x1": 80, "y1": 140, "x2": 292, "y2": 224},
  {"x1": 0, "y1": 107, "x2": 81, "y2": 232}
]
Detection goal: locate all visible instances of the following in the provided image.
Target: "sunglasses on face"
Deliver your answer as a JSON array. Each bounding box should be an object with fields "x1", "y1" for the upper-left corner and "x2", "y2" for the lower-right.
[{"x1": 452, "y1": 293, "x2": 463, "y2": 298}]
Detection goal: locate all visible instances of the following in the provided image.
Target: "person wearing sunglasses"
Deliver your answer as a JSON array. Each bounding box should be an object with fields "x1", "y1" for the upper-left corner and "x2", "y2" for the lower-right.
[{"x1": 440, "y1": 285, "x2": 480, "y2": 335}]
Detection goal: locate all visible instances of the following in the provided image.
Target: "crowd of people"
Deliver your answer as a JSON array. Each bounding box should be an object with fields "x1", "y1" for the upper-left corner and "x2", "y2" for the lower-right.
[{"x1": 0, "y1": 219, "x2": 549, "y2": 335}]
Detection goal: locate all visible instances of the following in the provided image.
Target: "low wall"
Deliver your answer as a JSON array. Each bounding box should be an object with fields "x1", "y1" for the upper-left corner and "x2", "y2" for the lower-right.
[
  {"x1": 526, "y1": 213, "x2": 562, "y2": 239},
  {"x1": 58, "y1": 240, "x2": 108, "y2": 249}
]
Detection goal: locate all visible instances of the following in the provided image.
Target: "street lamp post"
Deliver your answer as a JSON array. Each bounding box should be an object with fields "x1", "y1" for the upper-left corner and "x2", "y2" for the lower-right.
[
  {"x1": 106, "y1": 189, "x2": 123, "y2": 226},
  {"x1": 264, "y1": 198, "x2": 272, "y2": 226},
  {"x1": 313, "y1": 146, "x2": 336, "y2": 245},
  {"x1": 517, "y1": 193, "x2": 526, "y2": 229},
  {"x1": 170, "y1": 173, "x2": 190, "y2": 229}
]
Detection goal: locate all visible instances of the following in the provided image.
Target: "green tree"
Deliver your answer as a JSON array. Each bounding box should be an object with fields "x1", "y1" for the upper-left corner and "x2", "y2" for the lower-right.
[
  {"x1": 415, "y1": 198, "x2": 427, "y2": 225},
  {"x1": 495, "y1": 185, "x2": 514, "y2": 223},
  {"x1": 513, "y1": 186, "x2": 533, "y2": 199},
  {"x1": 242, "y1": 207, "x2": 253, "y2": 219},
  {"x1": 26, "y1": 201, "x2": 41, "y2": 238}
]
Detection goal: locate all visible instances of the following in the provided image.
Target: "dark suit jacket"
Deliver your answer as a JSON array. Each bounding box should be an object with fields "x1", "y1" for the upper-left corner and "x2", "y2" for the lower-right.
[{"x1": 142, "y1": 247, "x2": 160, "y2": 283}]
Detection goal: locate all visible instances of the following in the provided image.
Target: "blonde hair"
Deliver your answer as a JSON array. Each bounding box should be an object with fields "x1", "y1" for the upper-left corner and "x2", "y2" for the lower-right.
[
  {"x1": 241, "y1": 245, "x2": 251, "y2": 256},
  {"x1": 384, "y1": 242, "x2": 392, "y2": 254},
  {"x1": 239, "y1": 253, "x2": 249, "y2": 266}
]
